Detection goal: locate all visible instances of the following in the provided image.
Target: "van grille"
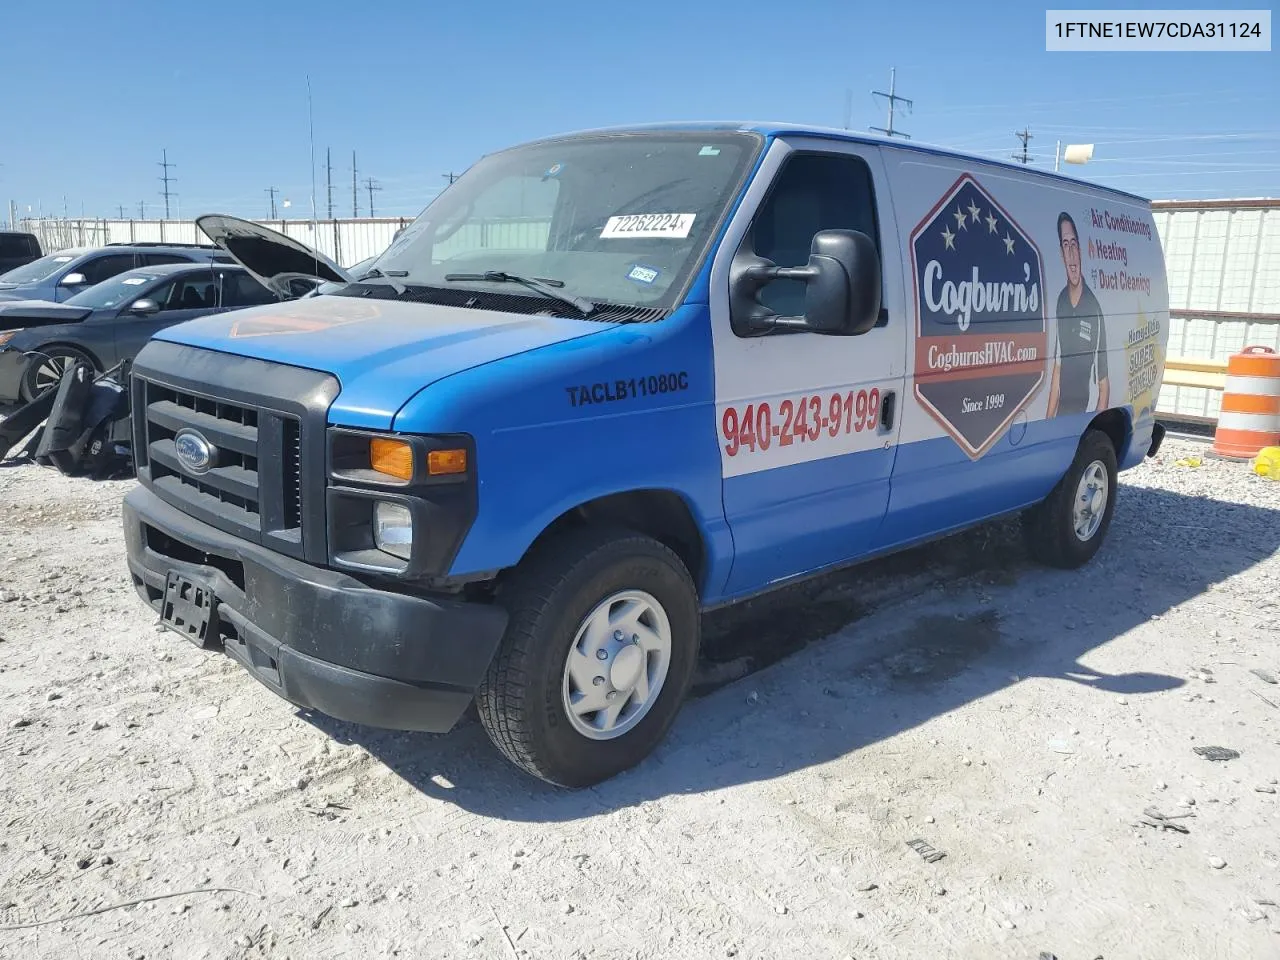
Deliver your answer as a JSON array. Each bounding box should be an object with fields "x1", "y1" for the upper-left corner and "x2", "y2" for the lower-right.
[
  {"x1": 136, "y1": 379, "x2": 304, "y2": 553},
  {"x1": 283, "y1": 417, "x2": 302, "y2": 530}
]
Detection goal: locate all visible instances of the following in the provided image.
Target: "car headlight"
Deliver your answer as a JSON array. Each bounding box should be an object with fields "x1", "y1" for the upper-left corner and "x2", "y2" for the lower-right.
[
  {"x1": 372, "y1": 501, "x2": 413, "y2": 560},
  {"x1": 0, "y1": 329, "x2": 23, "y2": 348}
]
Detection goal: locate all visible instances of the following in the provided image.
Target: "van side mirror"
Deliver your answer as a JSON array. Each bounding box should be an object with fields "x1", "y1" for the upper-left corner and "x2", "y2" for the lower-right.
[
  {"x1": 130, "y1": 298, "x2": 159, "y2": 316},
  {"x1": 60, "y1": 272, "x2": 86, "y2": 287},
  {"x1": 729, "y1": 229, "x2": 881, "y2": 337}
]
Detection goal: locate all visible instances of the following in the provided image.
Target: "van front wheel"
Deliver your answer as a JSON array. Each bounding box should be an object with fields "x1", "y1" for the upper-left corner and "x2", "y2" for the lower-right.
[
  {"x1": 475, "y1": 527, "x2": 700, "y2": 787},
  {"x1": 1022, "y1": 428, "x2": 1119, "y2": 569}
]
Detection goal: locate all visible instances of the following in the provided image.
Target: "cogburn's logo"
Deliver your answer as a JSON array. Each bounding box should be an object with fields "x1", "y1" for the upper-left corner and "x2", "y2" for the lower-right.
[{"x1": 909, "y1": 173, "x2": 1048, "y2": 459}]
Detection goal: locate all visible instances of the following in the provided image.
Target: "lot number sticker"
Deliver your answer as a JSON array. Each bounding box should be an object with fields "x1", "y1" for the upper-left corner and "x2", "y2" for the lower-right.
[{"x1": 600, "y1": 213, "x2": 695, "y2": 239}]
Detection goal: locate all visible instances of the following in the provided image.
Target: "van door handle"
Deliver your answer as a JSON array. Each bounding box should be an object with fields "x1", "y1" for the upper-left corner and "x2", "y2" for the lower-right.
[{"x1": 879, "y1": 390, "x2": 896, "y2": 430}]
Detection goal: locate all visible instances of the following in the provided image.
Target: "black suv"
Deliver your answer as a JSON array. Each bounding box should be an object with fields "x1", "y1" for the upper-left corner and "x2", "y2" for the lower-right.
[{"x1": 0, "y1": 231, "x2": 42, "y2": 274}]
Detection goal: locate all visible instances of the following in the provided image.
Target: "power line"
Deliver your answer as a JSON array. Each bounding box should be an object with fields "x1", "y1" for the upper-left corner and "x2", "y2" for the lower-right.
[
  {"x1": 870, "y1": 67, "x2": 912, "y2": 139},
  {"x1": 364, "y1": 177, "x2": 382, "y2": 217},
  {"x1": 158, "y1": 149, "x2": 176, "y2": 219},
  {"x1": 1013, "y1": 127, "x2": 1033, "y2": 164},
  {"x1": 266, "y1": 186, "x2": 279, "y2": 219}
]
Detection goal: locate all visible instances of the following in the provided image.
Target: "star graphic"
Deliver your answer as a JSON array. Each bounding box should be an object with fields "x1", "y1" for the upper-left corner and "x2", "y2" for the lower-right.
[
  {"x1": 967, "y1": 199, "x2": 982, "y2": 224},
  {"x1": 941, "y1": 225, "x2": 956, "y2": 250},
  {"x1": 954, "y1": 206, "x2": 968, "y2": 231},
  {"x1": 1003, "y1": 232, "x2": 1015, "y2": 254},
  {"x1": 985, "y1": 211, "x2": 998, "y2": 234}
]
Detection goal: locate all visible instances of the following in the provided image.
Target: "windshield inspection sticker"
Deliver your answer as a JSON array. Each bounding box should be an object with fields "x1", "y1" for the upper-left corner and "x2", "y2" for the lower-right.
[
  {"x1": 600, "y1": 213, "x2": 695, "y2": 239},
  {"x1": 627, "y1": 264, "x2": 660, "y2": 285},
  {"x1": 121, "y1": 277, "x2": 147, "y2": 285},
  {"x1": 698, "y1": 145, "x2": 721, "y2": 156}
]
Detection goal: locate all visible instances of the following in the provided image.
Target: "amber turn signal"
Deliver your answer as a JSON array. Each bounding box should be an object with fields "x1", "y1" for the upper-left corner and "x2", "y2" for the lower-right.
[
  {"x1": 369, "y1": 438, "x2": 414, "y2": 481},
  {"x1": 427, "y1": 448, "x2": 467, "y2": 476}
]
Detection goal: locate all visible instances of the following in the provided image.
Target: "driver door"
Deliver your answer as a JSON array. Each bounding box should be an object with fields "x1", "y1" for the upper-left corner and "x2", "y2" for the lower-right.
[{"x1": 708, "y1": 138, "x2": 910, "y2": 598}]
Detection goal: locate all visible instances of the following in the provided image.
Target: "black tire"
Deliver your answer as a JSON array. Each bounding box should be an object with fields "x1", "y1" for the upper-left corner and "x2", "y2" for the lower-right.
[
  {"x1": 1022, "y1": 428, "x2": 1119, "y2": 569},
  {"x1": 475, "y1": 526, "x2": 700, "y2": 787},
  {"x1": 21, "y1": 346, "x2": 96, "y2": 402}
]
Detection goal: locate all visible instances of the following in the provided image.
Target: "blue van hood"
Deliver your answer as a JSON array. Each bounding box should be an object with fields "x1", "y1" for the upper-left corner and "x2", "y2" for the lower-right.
[{"x1": 155, "y1": 294, "x2": 607, "y2": 428}]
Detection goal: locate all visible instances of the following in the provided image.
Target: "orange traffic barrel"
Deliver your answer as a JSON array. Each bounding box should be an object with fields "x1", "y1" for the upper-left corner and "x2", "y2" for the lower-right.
[{"x1": 1209, "y1": 345, "x2": 1280, "y2": 460}]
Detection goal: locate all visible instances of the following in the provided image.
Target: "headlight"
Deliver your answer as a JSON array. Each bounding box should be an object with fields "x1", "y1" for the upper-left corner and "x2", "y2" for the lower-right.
[
  {"x1": 0, "y1": 329, "x2": 23, "y2": 348},
  {"x1": 373, "y1": 501, "x2": 413, "y2": 560}
]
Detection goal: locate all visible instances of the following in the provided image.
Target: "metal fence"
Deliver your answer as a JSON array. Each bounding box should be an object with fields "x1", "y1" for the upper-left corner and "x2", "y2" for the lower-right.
[
  {"x1": 19, "y1": 217, "x2": 413, "y2": 269},
  {"x1": 20, "y1": 214, "x2": 556, "y2": 270},
  {"x1": 1151, "y1": 199, "x2": 1280, "y2": 421}
]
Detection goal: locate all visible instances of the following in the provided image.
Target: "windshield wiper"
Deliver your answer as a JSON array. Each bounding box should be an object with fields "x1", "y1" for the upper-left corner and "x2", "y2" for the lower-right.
[
  {"x1": 443, "y1": 271, "x2": 594, "y2": 316},
  {"x1": 355, "y1": 266, "x2": 409, "y2": 294}
]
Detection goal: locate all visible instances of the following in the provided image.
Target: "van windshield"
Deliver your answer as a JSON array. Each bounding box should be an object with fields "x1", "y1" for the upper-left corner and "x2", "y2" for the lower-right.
[{"x1": 367, "y1": 131, "x2": 762, "y2": 313}]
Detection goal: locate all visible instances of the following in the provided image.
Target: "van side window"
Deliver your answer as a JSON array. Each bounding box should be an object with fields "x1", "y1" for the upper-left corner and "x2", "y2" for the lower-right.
[{"x1": 748, "y1": 153, "x2": 882, "y2": 320}]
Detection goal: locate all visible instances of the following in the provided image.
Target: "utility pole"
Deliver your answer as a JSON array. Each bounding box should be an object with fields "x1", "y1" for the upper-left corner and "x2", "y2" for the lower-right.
[
  {"x1": 117, "y1": 204, "x2": 126, "y2": 219},
  {"x1": 1013, "y1": 127, "x2": 1033, "y2": 164},
  {"x1": 364, "y1": 177, "x2": 381, "y2": 217},
  {"x1": 325, "y1": 146, "x2": 341, "y2": 263},
  {"x1": 266, "y1": 186, "x2": 279, "y2": 219},
  {"x1": 138, "y1": 200, "x2": 146, "y2": 219},
  {"x1": 871, "y1": 67, "x2": 912, "y2": 139},
  {"x1": 325, "y1": 147, "x2": 335, "y2": 220},
  {"x1": 442, "y1": 172, "x2": 460, "y2": 185},
  {"x1": 351, "y1": 150, "x2": 359, "y2": 217},
  {"x1": 158, "y1": 149, "x2": 176, "y2": 218},
  {"x1": 843, "y1": 89, "x2": 853, "y2": 130}
]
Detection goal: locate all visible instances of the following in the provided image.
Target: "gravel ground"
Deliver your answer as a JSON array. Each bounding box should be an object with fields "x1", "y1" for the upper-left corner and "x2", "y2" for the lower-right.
[{"x1": 1, "y1": 437, "x2": 1278, "y2": 960}]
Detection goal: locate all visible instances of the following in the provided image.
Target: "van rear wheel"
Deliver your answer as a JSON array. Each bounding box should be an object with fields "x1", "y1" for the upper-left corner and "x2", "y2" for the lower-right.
[
  {"x1": 475, "y1": 527, "x2": 700, "y2": 787},
  {"x1": 1022, "y1": 428, "x2": 1118, "y2": 569}
]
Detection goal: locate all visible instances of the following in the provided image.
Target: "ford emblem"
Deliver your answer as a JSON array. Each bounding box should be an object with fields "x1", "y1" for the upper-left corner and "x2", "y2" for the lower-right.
[{"x1": 174, "y1": 428, "x2": 216, "y2": 476}]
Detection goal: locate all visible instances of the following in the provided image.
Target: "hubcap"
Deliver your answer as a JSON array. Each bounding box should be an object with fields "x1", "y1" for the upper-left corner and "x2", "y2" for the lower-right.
[
  {"x1": 33, "y1": 354, "x2": 75, "y2": 394},
  {"x1": 561, "y1": 590, "x2": 673, "y2": 741},
  {"x1": 1072, "y1": 460, "x2": 1109, "y2": 542}
]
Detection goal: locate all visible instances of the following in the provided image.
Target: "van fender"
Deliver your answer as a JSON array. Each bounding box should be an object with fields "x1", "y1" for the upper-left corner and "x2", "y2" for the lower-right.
[{"x1": 463, "y1": 484, "x2": 733, "y2": 601}]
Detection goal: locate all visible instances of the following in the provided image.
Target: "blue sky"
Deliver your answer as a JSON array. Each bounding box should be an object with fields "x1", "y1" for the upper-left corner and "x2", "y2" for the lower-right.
[{"x1": 3, "y1": 0, "x2": 1277, "y2": 221}]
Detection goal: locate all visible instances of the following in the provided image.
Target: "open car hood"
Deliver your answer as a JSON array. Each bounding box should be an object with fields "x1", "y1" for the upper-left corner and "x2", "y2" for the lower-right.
[
  {"x1": 195, "y1": 214, "x2": 350, "y2": 299},
  {"x1": 0, "y1": 299, "x2": 92, "y2": 331}
]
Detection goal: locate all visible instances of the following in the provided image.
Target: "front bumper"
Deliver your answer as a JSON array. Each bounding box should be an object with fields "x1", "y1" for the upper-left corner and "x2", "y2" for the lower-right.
[
  {"x1": 0, "y1": 349, "x2": 27, "y2": 403},
  {"x1": 123, "y1": 485, "x2": 508, "y2": 733}
]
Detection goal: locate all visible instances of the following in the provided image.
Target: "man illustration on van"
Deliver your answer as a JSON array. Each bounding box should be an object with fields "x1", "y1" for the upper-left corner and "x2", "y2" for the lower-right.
[{"x1": 1046, "y1": 211, "x2": 1109, "y2": 418}]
